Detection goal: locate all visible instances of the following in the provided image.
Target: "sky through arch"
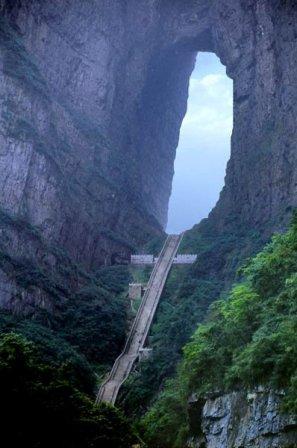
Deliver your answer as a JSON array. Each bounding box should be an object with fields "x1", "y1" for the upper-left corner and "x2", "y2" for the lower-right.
[{"x1": 166, "y1": 52, "x2": 233, "y2": 234}]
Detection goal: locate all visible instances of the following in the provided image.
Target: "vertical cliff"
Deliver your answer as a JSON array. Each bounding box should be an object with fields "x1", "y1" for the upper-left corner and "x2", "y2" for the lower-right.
[{"x1": 1, "y1": 0, "x2": 296, "y2": 311}]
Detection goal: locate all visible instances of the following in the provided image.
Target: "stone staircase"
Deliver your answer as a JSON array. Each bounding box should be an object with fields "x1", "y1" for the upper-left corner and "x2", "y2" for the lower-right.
[{"x1": 96, "y1": 234, "x2": 182, "y2": 405}]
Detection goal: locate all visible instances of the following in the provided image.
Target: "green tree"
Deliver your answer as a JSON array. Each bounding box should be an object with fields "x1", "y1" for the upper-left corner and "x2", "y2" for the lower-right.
[
  {"x1": 141, "y1": 214, "x2": 297, "y2": 447},
  {"x1": 0, "y1": 333, "x2": 139, "y2": 448}
]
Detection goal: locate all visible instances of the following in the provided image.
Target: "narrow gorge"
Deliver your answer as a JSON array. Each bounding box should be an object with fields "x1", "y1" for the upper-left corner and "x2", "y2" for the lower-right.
[{"x1": 0, "y1": 1, "x2": 297, "y2": 447}]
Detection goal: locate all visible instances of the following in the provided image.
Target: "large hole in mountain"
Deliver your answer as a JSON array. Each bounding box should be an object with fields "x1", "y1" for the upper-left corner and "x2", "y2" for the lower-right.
[{"x1": 166, "y1": 52, "x2": 233, "y2": 234}]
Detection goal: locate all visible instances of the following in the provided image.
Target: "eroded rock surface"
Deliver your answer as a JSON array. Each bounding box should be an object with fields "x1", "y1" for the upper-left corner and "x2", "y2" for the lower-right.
[
  {"x1": 188, "y1": 389, "x2": 297, "y2": 448},
  {"x1": 0, "y1": 1, "x2": 296, "y2": 317}
]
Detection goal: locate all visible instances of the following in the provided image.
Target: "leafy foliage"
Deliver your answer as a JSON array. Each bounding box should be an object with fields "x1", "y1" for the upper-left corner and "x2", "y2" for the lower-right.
[
  {"x1": 140, "y1": 376, "x2": 188, "y2": 448},
  {"x1": 0, "y1": 311, "x2": 95, "y2": 393},
  {"x1": 141, "y1": 214, "x2": 297, "y2": 447},
  {"x1": 119, "y1": 264, "x2": 222, "y2": 414},
  {"x1": 0, "y1": 333, "x2": 139, "y2": 448},
  {"x1": 0, "y1": 206, "x2": 132, "y2": 366},
  {"x1": 0, "y1": 259, "x2": 131, "y2": 367},
  {"x1": 120, "y1": 215, "x2": 265, "y2": 414},
  {"x1": 59, "y1": 280, "x2": 128, "y2": 365}
]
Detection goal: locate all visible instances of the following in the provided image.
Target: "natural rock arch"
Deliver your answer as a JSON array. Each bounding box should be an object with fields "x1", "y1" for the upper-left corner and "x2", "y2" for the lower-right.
[
  {"x1": 122, "y1": 0, "x2": 297, "y2": 235},
  {"x1": 0, "y1": 0, "x2": 296, "y2": 274}
]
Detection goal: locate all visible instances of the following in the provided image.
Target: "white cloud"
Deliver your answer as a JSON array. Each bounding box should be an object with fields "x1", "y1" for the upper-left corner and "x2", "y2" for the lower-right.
[
  {"x1": 181, "y1": 106, "x2": 232, "y2": 141},
  {"x1": 190, "y1": 73, "x2": 232, "y2": 102},
  {"x1": 180, "y1": 70, "x2": 233, "y2": 146},
  {"x1": 198, "y1": 73, "x2": 224, "y2": 87}
]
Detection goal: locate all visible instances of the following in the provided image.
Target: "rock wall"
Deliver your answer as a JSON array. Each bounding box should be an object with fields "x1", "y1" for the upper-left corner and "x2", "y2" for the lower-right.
[
  {"x1": 188, "y1": 389, "x2": 297, "y2": 448},
  {"x1": 0, "y1": 1, "x2": 296, "y2": 320},
  {"x1": 0, "y1": 0, "x2": 164, "y2": 273}
]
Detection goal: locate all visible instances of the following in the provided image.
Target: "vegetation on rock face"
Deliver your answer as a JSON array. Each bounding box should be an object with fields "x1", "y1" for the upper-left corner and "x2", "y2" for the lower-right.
[
  {"x1": 0, "y1": 206, "x2": 133, "y2": 367},
  {"x1": 0, "y1": 258, "x2": 131, "y2": 369},
  {"x1": 0, "y1": 210, "x2": 137, "y2": 444},
  {"x1": 119, "y1": 266, "x2": 222, "y2": 414},
  {"x1": 141, "y1": 214, "x2": 297, "y2": 447},
  {"x1": 0, "y1": 209, "x2": 140, "y2": 446}
]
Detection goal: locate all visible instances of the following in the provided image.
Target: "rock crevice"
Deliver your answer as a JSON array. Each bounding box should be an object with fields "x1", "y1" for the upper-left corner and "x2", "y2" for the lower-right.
[{"x1": 188, "y1": 389, "x2": 297, "y2": 448}]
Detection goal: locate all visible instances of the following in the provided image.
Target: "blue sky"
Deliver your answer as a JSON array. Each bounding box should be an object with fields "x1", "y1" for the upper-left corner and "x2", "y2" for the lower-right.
[{"x1": 166, "y1": 52, "x2": 233, "y2": 234}]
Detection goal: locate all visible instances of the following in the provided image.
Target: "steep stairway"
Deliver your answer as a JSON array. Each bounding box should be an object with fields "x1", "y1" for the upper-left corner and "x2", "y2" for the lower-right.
[{"x1": 96, "y1": 234, "x2": 182, "y2": 405}]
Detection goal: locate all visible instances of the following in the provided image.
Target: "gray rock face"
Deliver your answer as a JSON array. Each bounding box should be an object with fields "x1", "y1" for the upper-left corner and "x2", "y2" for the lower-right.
[
  {"x1": 0, "y1": 1, "x2": 296, "y2": 438},
  {"x1": 0, "y1": 2, "x2": 296, "y2": 310},
  {"x1": 188, "y1": 389, "x2": 297, "y2": 448}
]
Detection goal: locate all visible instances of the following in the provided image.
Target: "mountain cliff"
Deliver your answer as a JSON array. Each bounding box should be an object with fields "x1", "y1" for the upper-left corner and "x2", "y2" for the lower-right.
[
  {"x1": 0, "y1": 1, "x2": 297, "y2": 446},
  {"x1": 1, "y1": 0, "x2": 296, "y2": 311}
]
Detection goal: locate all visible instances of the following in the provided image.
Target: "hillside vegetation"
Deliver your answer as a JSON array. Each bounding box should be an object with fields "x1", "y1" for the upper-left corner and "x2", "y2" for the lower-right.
[
  {"x1": 141, "y1": 214, "x2": 297, "y2": 447},
  {"x1": 120, "y1": 217, "x2": 264, "y2": 413},
  {"x1": 0, "y1": 332, "x2": 139, "y2": 447},
  {"x1": 0, "y1": 263, "x2": 139, "y2": 447}
]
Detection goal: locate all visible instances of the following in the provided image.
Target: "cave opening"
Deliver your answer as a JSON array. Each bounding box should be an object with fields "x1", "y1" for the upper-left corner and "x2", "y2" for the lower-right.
[{"x1": 166, "y1": 52, "x2": 233, "y2": 234}]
